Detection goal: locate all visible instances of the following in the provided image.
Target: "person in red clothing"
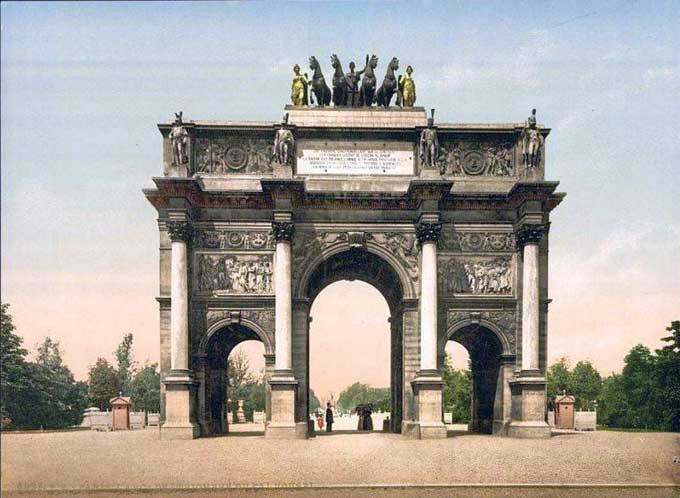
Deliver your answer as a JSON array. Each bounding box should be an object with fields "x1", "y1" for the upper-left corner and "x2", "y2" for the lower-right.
[{"x1": 316, "y1": 412, "x2": 324, "y2": 430}]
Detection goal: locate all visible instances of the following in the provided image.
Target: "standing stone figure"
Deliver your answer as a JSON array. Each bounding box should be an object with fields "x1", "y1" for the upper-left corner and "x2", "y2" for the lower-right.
[
  {"x1": 273, "y1": 114, "x2": 295, "y2": 165},
  {"x1": 169, "y1": 112, "x2": 189, "y2": 166},
  {"x1": 521, "y1": 109, "x2": 544, "y2": 169},
  {"x1": 397, "y1": 65, "x2": 416, "y2": 107},
  {"x1": 290, "y1": 64, "x2": 310, "y2": 106},
  {"x1": 343, "y1": 61, "x2": 365, "y2": 106},
  {"x1": 419, "y1": 109, "x2": 440, "y2": 172}
]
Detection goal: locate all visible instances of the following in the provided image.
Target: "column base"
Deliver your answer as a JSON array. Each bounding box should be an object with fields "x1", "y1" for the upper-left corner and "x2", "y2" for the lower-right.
[
  {"x1": 161, "y1": 423, "x2": 200, "y2": 440},
  {"x1": 404, "y1": 371, "x2": 447, "y2": 439},
  {"x1": 265, "y1": 374, "x2": 299, "y2": 439},
  {"x1": 507, "y1": 420, "x2": 551, "y2": 439},
  {"x1": 507, "y1": 372, "x2": 551, "y2": 439},
  {"x1": 401, "y1": 420, "x2": 448, "y2": 439},
  {"x1": 162, "y1": 371, "x2": 199, "y2": 440}
]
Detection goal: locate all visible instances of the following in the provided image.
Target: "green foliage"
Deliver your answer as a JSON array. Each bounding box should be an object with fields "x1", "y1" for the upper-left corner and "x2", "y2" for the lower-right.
[
  {"x1": 596, "y1": 322, "x2": 680, "y2": 431},
  {"x1": 655, "y1": 321, "x2": 680, "y2": 431},
  {"x1": 336, "y1": 382, "x2": 390, "y2": 413},
  {"x1": 442, "y1": 353, "x2": 471, "y2": 423},
  {"x1": 27, "y1": 337, "x2": 88, "y2": 428},
  {"x1": 571, "y1": 361, "x2": 602, "y2": 410},
  {"x1": 227, "y1": 350, "x2": 265, "y2": 422},
  {"x1": 1, "y1": 305, "x2": 88, "y2": 429},
  {"x1": 129, "y1": 363, "x2": 160, "y2": 412},
  {"x1": 547, "y1": 357, "x2": 572, "y2": 407},
  {"x1": 1, "y1": 303, "x2": 31, "y2": 427},
  {"x1": 115, "y1": 333, "x2": 136, "y2": 396},
  {"x1": 309, "y1": 389, "x2": 321, "y2": 413},
  {"x1": 88, "y1": 358, "x2": 121, "y2": 410}
]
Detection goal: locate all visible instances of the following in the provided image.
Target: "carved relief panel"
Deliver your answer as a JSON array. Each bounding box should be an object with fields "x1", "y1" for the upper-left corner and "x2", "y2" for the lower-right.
[
  {"x1": 195, "y1": 253, "x2": 274, "y2": 295},
  {"x1": 437, "y1": 139, "x2": 516, "y2": 177},
  {"x1": 195, "y1": 229, "x2": 275, "y2": 250},
  {"x1": 439, "y1": 256, "x2": 514, "y2": 296},
  {"x1": 194, "y1": 136, "x2": 274, "y2": 175}
]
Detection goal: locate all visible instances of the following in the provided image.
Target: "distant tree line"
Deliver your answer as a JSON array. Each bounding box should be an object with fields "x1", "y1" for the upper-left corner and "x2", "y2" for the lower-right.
[
  {"x1": 336, "y1": 382, "x2": 390, "y2": 413},
  {"x1": 1, "y1": 303, "x2": 160, "y2": 430},
  {"x1": 548, "y1": 321, "x2": 679, "y2": 432}
]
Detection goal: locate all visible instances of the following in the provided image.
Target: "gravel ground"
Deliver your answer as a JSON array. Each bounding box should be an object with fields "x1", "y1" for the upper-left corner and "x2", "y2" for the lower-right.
[{"x1": 2, "y1": 427, "x2": 678, "y2": 493}]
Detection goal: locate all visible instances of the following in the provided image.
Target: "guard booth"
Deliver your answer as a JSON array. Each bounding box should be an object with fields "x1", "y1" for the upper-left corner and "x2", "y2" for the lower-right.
[
  {"x1": 110, "y1": 396, "x2": 132, "y2": 430},
  {"x1": 554, "y1": 394, "x2": 575, "y2": 429}
]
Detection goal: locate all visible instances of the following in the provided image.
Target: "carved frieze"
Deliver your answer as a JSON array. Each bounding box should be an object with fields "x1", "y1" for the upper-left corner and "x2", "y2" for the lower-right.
[
  {"x1": 195, "y1": 230, "x2": 274, "y2": 250},
  {"x1": 206, "y1": 308, "x2": 275, "y2": 334},
  {"x1": 292, "y1": 231, "x2": 348, "y2": 285},
  {"x1": 437, "y1": 140, "x2": 515, "y2": 177},
  {"x1": 440, "y1": 231, "x2": 515, "y2": 252},
  {"x1": 371, "y1": 232, "x2": 419, "y2": 280},
  {"x1": 439, "y1": 256, "x2": 514, "y2": 295},
  {"x1": 195, "y1": 137, "x2": 274, "y2": 174},
  {"x1": 446, "y1": 309, "x2": 516, "y2": 348},
  {"x1": 196, "y1": 253, "x2": 273, "y2": 295}
]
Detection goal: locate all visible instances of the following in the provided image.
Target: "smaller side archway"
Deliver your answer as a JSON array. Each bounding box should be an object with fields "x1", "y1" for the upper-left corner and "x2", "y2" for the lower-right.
[
  {"x1": 444, "y1": 319, "x2": 514, "y2": 434},
  {"x1": 198, "y1": 320, "x2": 271, "y2": 436}
]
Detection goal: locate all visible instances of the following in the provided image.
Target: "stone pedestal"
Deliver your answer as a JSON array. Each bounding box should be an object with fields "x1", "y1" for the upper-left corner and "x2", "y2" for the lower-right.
[
  {"x1": 162, "y1": 374, "x2": 199, "y2": 439},
  {"x1": 403, "y1": 371, "x2": 447, "y2": 439},
  {"x1": 507, "y1": 374, "x2": 551, "y2": 438},
  {"x1": 265, "y1": 374, "x2": 300, "y2": 438}
]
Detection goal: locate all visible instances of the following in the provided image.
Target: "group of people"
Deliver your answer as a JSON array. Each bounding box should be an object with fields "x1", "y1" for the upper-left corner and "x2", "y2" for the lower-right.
[
  {"x1": 197, "y1": 255, "x2": 273, "y2": 294},
  {"x1": 311, "y1": 402, "x2": 375, "y2": 433}
]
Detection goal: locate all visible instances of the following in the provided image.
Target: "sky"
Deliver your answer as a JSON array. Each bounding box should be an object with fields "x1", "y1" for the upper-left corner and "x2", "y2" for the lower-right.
[{"x1": 1, "y1": 1, "x2": 679, "y2": 399}]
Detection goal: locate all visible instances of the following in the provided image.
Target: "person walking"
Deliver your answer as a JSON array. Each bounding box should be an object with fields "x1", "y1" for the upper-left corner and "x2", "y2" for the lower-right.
[
  {"x1": 316, "y1": 412, "x2": 324, "y2": 431},
  {"x1": 325, "y1": 402, "x2": 334, "y2": 432}
]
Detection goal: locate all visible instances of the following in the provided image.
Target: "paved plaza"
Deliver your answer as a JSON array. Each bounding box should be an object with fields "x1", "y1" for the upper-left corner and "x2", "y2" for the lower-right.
[{"x1": 2, "y1": 426, "x2": 678, "y2": 497}]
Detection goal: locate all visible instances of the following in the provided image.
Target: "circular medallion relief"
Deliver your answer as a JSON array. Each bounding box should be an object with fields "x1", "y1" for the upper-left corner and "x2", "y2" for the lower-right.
[
  {"x1": 462, "y1": 151, "x2": 485, "y2": 175},
  {"x1": 224, "y1": 145, "x2": 248, "y2": 170}
]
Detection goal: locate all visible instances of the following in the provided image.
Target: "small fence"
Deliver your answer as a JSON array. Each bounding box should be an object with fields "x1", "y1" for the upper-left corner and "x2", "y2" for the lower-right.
[{"x1": 81, "y1": 410, "x2": 159, "y2": 431}]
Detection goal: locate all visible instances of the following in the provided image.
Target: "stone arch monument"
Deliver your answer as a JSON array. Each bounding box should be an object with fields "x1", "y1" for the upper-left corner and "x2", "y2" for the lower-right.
[{"x1": 144, "y1": 104, "x2": 564, "y2": 440}]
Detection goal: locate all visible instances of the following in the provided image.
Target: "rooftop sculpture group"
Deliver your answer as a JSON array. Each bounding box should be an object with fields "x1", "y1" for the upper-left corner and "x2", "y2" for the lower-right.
[{"x1": 291, "y1": 55, "x2": 416, "y2": 108}]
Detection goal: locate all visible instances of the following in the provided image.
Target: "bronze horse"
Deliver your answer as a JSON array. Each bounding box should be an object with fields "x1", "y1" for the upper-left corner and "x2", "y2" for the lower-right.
[
  {"x1": 376, "y1": 57, "x2": 399, "y2": 108},
  {"x1": 330, "y1": 54, "x2": 347, "y2": 106},
  {"x1": 309, "y1": 56, "x2": 331, "y2": 106},
  {"x1": 359, "y1": 54, "x2": 378, "y2": 107}
]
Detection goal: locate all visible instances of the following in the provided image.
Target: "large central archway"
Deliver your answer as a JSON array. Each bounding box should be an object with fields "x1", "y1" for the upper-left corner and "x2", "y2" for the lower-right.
[{"x1": 297, "y1": 247, "x2": 408, "y2": 432}]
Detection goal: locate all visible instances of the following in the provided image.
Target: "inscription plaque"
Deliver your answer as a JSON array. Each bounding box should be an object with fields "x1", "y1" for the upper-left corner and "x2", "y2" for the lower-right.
[{"x1": 297, "y1": 148, "x2": 414, "y2": 175}]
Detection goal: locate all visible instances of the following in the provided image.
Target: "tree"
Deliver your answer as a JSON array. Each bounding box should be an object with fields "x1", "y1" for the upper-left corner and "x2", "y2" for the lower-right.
[
  {"x1": 654, "y1": 321, "x2": 680, "y2": 431},
  {"x1": 442, "y1": 353, "x2": 471, "y2": 423},
  {"x1": 129, "y1": 363, "x2": 160, "y2": 412},
  {"x1": 88, "y1": 358, "x2": 120, "y2": 410},
  {"x1": 547, "y1": 357, "x2": 572, "y2": 408},
  {"x1": 571, "y1": 361, "x2": 602, "y2": 410},
  {"x1": 336, "y1": 382, "x2": 390, "y2": 413},
  {"x1": 309, "y1": 389, "x2": 321, "y2": 413},
  {"x1": 115, "y1": 333, "x2": 136, "y2": 396},
  {"x1": 228, "y1": 350, "x2": 254, "y2": 390},
  {"x1": 597, "y1": 374, "x2": 628, "y2": 428},
  {"x1": 30, "y1": 337, "x2": 87, "y2": 428},
  {"x1": 0, "y1": 303, "x2": 32, "y2": 428},
  {"x1": 620, "y1": 344, "x2": 658, "y2": 429}
]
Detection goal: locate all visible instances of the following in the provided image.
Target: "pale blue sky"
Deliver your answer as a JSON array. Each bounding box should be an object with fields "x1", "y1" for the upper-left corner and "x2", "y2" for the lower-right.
[{"x1": 2, "y1": 1, "x2": 679, "y2": 388}]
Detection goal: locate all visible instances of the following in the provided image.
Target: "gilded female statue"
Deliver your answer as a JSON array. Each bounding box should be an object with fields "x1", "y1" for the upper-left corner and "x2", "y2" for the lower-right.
[
  {"x1": 291, "y1": 64, "x2": 310, "y2": 106},
  {"x1": 398, "y1": 65, "x2": 416, "y2": 107}
]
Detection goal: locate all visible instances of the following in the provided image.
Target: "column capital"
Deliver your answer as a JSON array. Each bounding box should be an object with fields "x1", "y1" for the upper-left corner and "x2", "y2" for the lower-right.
[
  {"x1": 167, "y1": 220, "x2": 194, "y2": 243},
  {"x1": 515, "y1": 224, "x2": 546, "y2": 247},
  {"x1": 272, "y1": 221, "x2": 295, "y2": 242},
  {"x1": 415, "y1": 222, "x2": 442, "y2": 245}
]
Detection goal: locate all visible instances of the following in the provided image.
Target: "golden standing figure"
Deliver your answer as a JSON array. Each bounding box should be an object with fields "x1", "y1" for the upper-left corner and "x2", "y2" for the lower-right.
[
  {"x1": 291, "y1": 64, "x2": 310, "y2": 106},
  {"x1": 398, "y1": 65, "x2": 416, "y2": 107}
]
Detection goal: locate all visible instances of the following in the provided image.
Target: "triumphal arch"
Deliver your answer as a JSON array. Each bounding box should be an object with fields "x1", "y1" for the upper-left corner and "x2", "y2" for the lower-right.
[{"x1": 144, "y1": 61, "x2": 564, "y2": 440}]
